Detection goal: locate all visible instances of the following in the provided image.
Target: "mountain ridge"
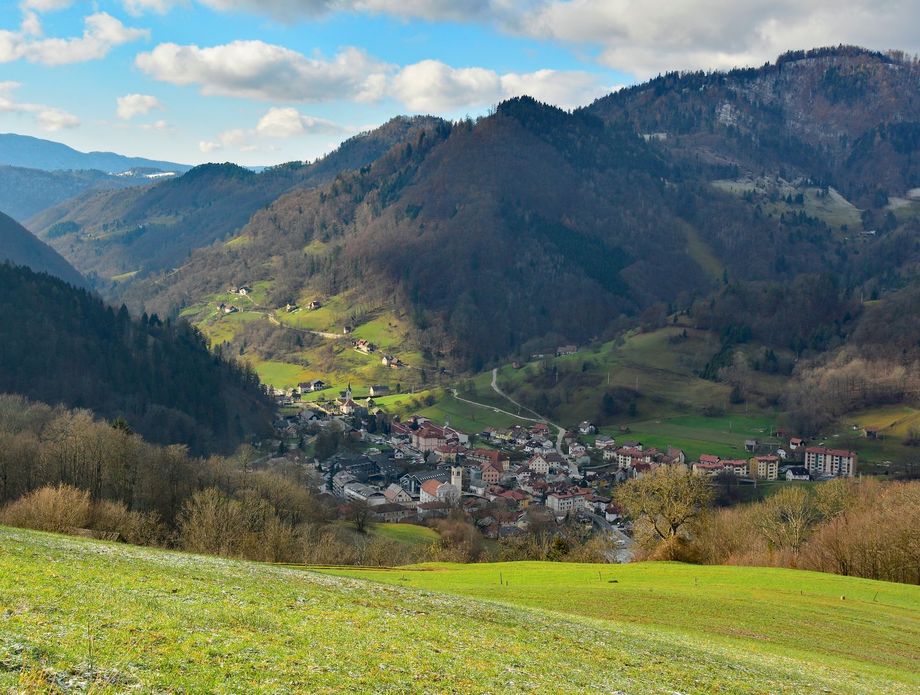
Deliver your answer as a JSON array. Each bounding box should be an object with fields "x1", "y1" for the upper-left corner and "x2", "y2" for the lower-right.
[
  {"x1": 0, "y1": 210, "x2": 85, "y2": 287},
  {"x1": 27, "y1": 116, "x2": 447, "y2": 287},
  {"x1": 0, "y1": 132, "x2": 190, "y2": 174}
]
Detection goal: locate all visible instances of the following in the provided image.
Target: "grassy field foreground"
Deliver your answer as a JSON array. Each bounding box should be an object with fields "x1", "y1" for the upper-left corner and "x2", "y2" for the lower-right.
[{"x1": 1, "y1": 527, "x2": 919, "y2": 693}]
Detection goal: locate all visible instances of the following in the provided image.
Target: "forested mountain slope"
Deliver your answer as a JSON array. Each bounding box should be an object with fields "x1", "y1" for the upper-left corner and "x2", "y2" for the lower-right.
[
  {"x1": 0, "y1": 263, "x2": 271, "y2": 452},
  {"x1": 28, "y1": 116, "x2": 444, "y2": 286},
  {"x1": 0, "y1": 211, "x2": 85, "y2": 287},
  {"x1": 587, "y1": 46, "x2": 920, "y2": 206},
  {"x1": 0, "y1": 165, "x2": 150, "y2": 221},
  {"x1": 123, "y1": 94, "x2": 850, "y2": 369}
]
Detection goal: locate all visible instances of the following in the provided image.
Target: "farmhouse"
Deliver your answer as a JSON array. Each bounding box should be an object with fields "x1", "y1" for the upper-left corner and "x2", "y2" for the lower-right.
[
  {"x1": 434, "y1": 444, "x2": 464, "y2": 463},
  {"x1": 416, "y1": 501, "x2": 450, "y2": 519},
  {"x1": 556, "y1": 345, "x2": 578, "y2": 356},
  {"x1": 369, "y1": 384, "x2": 390, "y2": 397},
  {"x1": 665, "y1": 446, "x2": 686, "y2": 465},
  {"x1": 298, "y1": 379, "x2": 326, "y2": 393}
]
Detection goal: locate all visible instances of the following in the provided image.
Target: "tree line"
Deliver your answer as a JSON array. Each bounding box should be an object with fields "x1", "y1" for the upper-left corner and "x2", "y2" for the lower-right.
[
  {"x1": 616, "y1": 466, "x2": 920, "y2": 584},
  {"x1": 0, "y1": 262, "x2": 272, "y2": 453}
]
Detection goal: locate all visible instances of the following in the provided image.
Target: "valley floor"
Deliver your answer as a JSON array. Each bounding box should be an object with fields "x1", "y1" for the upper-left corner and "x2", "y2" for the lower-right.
[{"x1": 1, "y1": 526, "x2": 918, "y2": 693}]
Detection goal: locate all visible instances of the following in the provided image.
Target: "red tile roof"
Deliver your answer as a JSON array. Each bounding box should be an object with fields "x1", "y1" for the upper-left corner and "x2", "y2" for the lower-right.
[
  {"x1": 805, "y1": 447, "x2": 856, "y2": 457},
  {"x1": 420, "y1": 479, "x2": 442, "y2": 497}
]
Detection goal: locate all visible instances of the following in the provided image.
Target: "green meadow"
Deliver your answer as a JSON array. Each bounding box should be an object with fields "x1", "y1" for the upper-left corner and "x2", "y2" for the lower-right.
[
  {"x1": 3, "y1": 527, "x2": 919, "y2": 693},
  {"x1": 321, "y1": 560, "x2": 920, "y2": 692}
]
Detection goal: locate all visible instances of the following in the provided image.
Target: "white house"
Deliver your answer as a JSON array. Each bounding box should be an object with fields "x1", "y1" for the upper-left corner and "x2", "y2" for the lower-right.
[{"x1": 546, "y1": 491, "x2": 587, "y2": 515}]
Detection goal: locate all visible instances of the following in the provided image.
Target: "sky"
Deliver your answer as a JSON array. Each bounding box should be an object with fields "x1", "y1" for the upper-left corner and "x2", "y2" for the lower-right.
[{"x1": 1, "y1": 1, "x2": 919, "y2": 167}]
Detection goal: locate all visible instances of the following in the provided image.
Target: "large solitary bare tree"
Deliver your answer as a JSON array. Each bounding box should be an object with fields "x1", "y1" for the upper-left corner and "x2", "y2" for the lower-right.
[{"x1": 615, "y1": 466, "x2": 713, "y2": 548}]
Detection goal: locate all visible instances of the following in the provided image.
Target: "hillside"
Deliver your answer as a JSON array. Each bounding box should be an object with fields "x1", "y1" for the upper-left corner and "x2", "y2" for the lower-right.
[
  {"x1": 2, "y1": 527, "x2": 917, "y2": 693},
  {"x1": 0, "y1": 263, "x2": 271, "y2": 453},
  {"x1": 0, "y1": 132, "x2": 189, "y2": 174},
  {"x1": 587, "y1": 46, "x2": 920, "y2": 207},
  {"x1": 108, "y1": 49, "x2": 920, "y2": 380},
  {"x1": 28, "y1": 116, "x2": 445, "y2": 286},
  {"x1": 19, "y1": 47, "x2": 920, "y2": 448},
  {"x1": 323, "y1": 561, "x2": 920, "y2": 691},
  {"x1": 0, "y1": 210, "x2": 85, "y2": 287},
  {"x1": 0, "y1": 165, "x2": 152, "y2": 222},
  {"x1": 123, "y1": 98, "x2": 836, "y2": 372}
]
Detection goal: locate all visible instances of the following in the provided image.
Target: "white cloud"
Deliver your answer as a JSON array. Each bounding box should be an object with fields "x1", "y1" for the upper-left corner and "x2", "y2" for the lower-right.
[
  {"x1": 513, "y1": 0, "x2": 920, "y2": 78},
  {"x1": 116, "y1": 93, "x2": 163, "y2": 120},
  {"x1": 35, "y1": 107, "x2": 80, "y2": 131},
  {"x1": 391, "y1": 60, "x2": 502, "y2": 112},
  {"x1": 391, "y1": 60, "x2": 610, "y2": 112},
  {"x1": 499, "y1": 69, "x2": 611, "y2": 109},
  {"x1": 0, "y1": 81, "x2": 80, "y2": 131},
  {"x1": 255, "y1": 107, "x2": 344, "y2": 138},
  {"x1": 199, "y1": 107, "x2": 348, "y2": 157},
  {"x1": 136, "y1": 36, "x2": 611, "y2": 112},
  {"x1": 143, "y1": 0, "x2": 920, "y2": 80},
  {"x1": 0, "y1": 12, "x2": 148, "y2": 66},
  {"x1": 136, "y1": 41, "x2": 390, "y2": 101},
  {"x1": 139, "y1": 119, "x2": 171, "y2": 132},
  {"x1": 21, "y1": 0, "x2": 74, "y2": 11},
  {"x1": 122, "y1": 0, "x2": 179, "y2": 13}
]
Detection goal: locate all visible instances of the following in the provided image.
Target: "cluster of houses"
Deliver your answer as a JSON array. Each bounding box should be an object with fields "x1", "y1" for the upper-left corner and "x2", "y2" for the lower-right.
[
  {"x1": 271, "y1": 382, "x2": 858, "y2": 544},
  {"x1": 320, "y1": 417, "x2": 619, "y2": 535},
  {"x1": 687, "y1": 442, "x2": 856, "y2": 480}
]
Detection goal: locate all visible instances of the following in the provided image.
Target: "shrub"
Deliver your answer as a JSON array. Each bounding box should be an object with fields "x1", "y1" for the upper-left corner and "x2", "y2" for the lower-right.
[
  {"x1": 0, "y1": 484, "x2": 91, "y2": 533},
  {"x1": 90, "y1": 499, "x2": 166, "y2": 546}
]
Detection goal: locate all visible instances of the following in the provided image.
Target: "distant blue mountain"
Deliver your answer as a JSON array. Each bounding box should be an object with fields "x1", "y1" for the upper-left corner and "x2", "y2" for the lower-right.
[{"x1": 0, "y1": 133, "x2": 191, "y2": 174}]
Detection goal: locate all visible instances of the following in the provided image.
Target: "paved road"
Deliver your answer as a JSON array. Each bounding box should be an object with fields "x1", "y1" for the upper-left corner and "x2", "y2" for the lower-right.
[
  {"x1": 449, "y1": 389, "x2": 543, "y2": 425},
  {"x1": 490, "y1": 368, "x2": 566, "y2": 455},
  {"x1": 588, "y1": 511, "x2": 634, "y2": 563}
]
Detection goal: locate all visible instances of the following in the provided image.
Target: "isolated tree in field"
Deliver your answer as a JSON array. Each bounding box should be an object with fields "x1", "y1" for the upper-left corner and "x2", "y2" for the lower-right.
[
  {"x1": 615, "y1": 466, "x2": 713, "y2": 544},
  {"x1": 345, "y1": 498, "x2": 372, "y2": 533}
]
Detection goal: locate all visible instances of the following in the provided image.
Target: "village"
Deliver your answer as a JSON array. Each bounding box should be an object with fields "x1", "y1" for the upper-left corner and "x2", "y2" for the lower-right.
[{"x1": 264, "y1": 382, "x2": 858, "y2": 550}]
